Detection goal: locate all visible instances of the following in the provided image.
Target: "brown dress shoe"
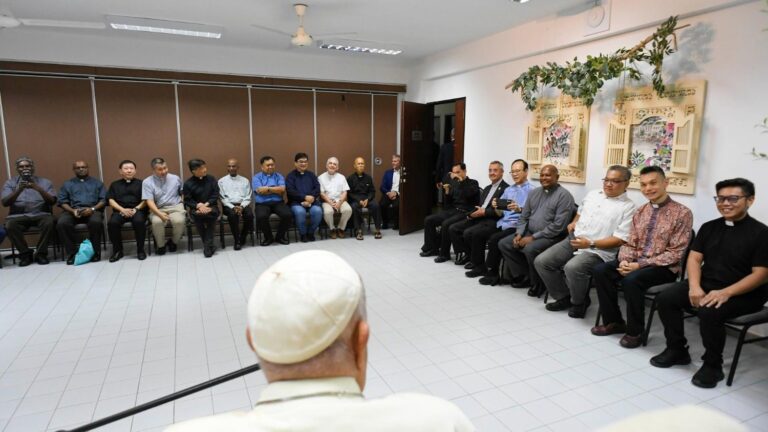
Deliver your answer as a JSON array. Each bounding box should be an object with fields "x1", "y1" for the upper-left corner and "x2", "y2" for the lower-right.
[
  {"x1": 590, "y1": 322, "x2": 627, "y2": 336},
  {"x1": 619, "y1": 334, "x2": 643, "y2": 349},
  {"x1": 330, "y1": 229, "x2": 338, "y2": 239},
  {"x1": 356, "y1": 230, "x2": 364, "y2": 240},
  {"x1": 337, "y1": 229, "x2": 346, "y2": 239}
]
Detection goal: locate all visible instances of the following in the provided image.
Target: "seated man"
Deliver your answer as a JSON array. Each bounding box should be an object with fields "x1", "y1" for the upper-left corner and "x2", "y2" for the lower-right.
[
  {"x1": 474, "y1": 159, "x2": 534, "y2": 285},
  {"x1": 106, "y1": 160, "x2": 148, "y2": 262},
  {"x1": 1, "y1": 157, "x2": 57, "y2": 266},
  {"x1": 286, "y1": 152, "x2": 322, "y2": 242},
  {"x1": 498, "y1": 165, "x2": 574, "y2": 296},
  {"x1": 347, "y1": 157, "x2": 383, "y2": 240},
  {"x1": 143, "y1": 157, "x2": 186, "y2": 255},
  {"x1": 591, "y1": 166, "x2": 692, "y2": 348},
  {"x1": 651, "y1": 178, "x2": 768, "y2": 389},
  {"x1": 379, "y1": 154, "x2": 401, "y2": 230},
  {"x1": 165, "y1": 250, "x2": 474, "y2": 432},
  {"x1": 252, "y1": 156, "x2": 291, "y2": 246},
  {"x1": 420, "y1": 163, "x2": 479, "y2": 260},
  {"x1": 219, "y1": 158, "x2": 254, "y2": 250},
  {"x1": 448, "y1": 161, "x2": 508, "y2": 267},
  {"x1": 57, "y1": 160, "x2": 107, "y2": 264},
  {"x1": 184, "y1": 159, "x2": 220, "y2": 258},
  {"x1": 535, "y1": 165, "x2": 636, "y2": 318},
  {"x1": 318, "y1": 157, "x2": 352, "y2": 239}
]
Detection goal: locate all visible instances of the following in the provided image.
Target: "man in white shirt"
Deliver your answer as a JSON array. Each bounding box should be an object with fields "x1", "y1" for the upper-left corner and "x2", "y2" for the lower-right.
[
  {"x1": 218, "y1": 158, "x2": 253, "y2": 250},
  {"x1": 535, "y1": 165, "x2": 637, "y2": 318},
  {"x1": 318, "y1": 157, "x2": 353, "y2": 239},
  {"x1": 165, "y1": 250, "x2": 475, "y2": 432}
]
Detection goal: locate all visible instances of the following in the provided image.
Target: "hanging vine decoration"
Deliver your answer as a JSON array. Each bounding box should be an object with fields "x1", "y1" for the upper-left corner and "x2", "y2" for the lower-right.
[
  {"x1": 505, "y1": 16, "x2": 689, "y2": 111},
  {"x1": 755, "y1": 117, "x2": 768, "y2": 160}
]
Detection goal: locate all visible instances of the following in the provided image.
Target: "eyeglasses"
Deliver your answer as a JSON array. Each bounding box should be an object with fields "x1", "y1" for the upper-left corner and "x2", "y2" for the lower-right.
[
  {"x1": 713, "y1": 195, "x2": 747, "y2": 204},
  {"x1": 602, "y1": 178, "x2": 627, "y2": 185}
]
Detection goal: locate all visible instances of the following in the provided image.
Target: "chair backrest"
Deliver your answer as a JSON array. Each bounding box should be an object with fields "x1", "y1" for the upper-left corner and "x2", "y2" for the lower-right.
[{"x1": 678, "y1": 229, "x2": 696, "y2": 280}]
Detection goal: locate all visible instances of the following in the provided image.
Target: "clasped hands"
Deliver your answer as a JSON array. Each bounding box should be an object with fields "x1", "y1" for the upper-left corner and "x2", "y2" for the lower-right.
[
  {"x1": 195, "y1": 202, "x2": 213, "y2": 215},
  {"x1": 689, "y1": 286, "x2": 730, "y2": 309}
]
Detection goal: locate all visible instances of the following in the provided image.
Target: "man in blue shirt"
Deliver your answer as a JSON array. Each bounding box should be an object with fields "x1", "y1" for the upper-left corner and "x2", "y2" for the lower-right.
[
  {"x1": 57, "y1": 160, "x2": 107, "y2": 264},
  {"x1": 474, "y1": 159, "x2": 535, "y2": 285},
  {"x1": 285, "y1": 152, "x2": 322, "y2": 242},
  {"x1": 1, "y1": 157, "x2": 57, "y2": 266},
  {"x1": 252, "y1": 156, "x2": 292, "y2": 246}
]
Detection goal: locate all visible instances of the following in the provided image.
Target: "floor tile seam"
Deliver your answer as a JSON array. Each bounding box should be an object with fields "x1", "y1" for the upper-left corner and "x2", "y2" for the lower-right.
[
  {"x1": 179, "y1": 274, "x2": 210, "y2": 423},
  {"x1": 1, "y1": 271, "x2": 89, "y2": 428},
  {"x1": 42, "y1": 263, "x2": 136, "y2": 431}
]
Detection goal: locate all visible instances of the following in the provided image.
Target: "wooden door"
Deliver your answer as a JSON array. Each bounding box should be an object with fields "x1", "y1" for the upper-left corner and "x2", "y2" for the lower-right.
[
  {"x1": 453, "y1": 98, "x2": 466, "y2": 163},
  {"x1": 399, "y1": 101, "x2": 434, "y2": 235}
]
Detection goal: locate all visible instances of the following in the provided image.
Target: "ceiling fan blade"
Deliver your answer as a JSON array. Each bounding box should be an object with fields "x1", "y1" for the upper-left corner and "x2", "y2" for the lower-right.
[
  {"x1": 250, "y1": 23, "x2": 292, "y2": 37},
  {"x1": 19, "y1": 18, "x2": 106, "y2": 29},
  {"x1": 313, "y1": 31, "x2": 357, "y2": 38}
]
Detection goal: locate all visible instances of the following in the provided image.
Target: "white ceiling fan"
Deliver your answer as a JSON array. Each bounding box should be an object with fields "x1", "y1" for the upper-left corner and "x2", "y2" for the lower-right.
[
  {"x1": 0, "y1": 12, "x2": 105, "y2": 30},
  {"x1": 251, "y1": 3, "x2": 356, "y2": 47}
]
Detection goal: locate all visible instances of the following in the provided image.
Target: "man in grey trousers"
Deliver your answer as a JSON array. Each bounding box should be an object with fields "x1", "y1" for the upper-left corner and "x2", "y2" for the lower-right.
[{"x1": 498, "y1": 165, "x2": 574, "y2": 297}]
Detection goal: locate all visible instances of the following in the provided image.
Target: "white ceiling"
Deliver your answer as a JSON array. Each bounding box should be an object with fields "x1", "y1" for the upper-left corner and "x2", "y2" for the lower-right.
[{"x1": 0, "y1": 0, "x2": 594, "y2": 62}]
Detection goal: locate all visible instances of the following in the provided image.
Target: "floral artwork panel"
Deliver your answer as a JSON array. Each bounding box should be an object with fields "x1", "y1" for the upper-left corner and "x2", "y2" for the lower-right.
[
  {"x1": 542, "y1": 121, "x2": 573, "y2": 166},
  {"x1": 629, "y1": 116, "x2": 674, "y2": 172}
]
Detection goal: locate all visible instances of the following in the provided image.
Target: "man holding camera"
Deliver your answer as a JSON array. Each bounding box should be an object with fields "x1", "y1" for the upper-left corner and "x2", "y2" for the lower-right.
[{"x1": 1, "y1": 157, "x2": 57, "y2": 266}]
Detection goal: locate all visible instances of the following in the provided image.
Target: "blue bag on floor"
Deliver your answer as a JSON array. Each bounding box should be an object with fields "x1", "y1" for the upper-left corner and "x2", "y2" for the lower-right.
[{"x1": 74, "y1": 239, "x2": 95, "y2": 266}]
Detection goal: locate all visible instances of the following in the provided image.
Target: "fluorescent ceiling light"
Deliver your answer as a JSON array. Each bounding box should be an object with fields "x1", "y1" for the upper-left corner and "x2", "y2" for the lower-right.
[
  {"x1": 319, "y1": 43, "x2": 402, "y2": 56},
  {"x1": 19, "y1": 19, "x2": 105, "y2": 29},
  {"x1": 107, "y1": 15, "x2": 222, "y2": 39}
]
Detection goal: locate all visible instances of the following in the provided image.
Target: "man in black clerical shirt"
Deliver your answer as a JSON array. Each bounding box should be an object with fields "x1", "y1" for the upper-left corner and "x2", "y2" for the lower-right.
[
  {"x1": 420, "y1": 162, "x2": 480, "y2": 261},
  {"x1": 346, "y1": 157, "x2": 383, "y2": 240},
  {"x1": 106, "y1": 160, "x2": 147, "y2": 262},
  {"x1": 183, "y1": 159, "x2": 220, "y2": 258},
  {"x1": 57, "y1": 160, "x2": 107, "y2": 264},
  {"x1": 651, "y1": 178, "x2": 768, "y2": 389}
]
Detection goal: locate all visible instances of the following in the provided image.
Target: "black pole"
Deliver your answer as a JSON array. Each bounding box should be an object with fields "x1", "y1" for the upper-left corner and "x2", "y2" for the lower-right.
[{"x1": 57, "y1": 363, "x2": 262, "y2": 432}]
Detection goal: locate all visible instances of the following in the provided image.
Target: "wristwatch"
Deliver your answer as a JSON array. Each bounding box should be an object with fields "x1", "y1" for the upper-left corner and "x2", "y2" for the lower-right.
[
  {"x1": 589, "y1": 240, "x2": 597, "y2": 250},
  {"x1": 91, "y1": 207, "x2": 95, "y2": 212}
]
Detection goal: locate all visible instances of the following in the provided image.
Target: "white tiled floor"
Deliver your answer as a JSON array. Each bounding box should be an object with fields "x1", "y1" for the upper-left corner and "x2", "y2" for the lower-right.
[{"x1": 1, "y1": 232, "x2": 768, "y2": 431}]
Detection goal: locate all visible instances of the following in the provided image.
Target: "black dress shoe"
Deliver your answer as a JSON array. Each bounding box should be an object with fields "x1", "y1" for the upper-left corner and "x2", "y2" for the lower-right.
[
  {"x1": 479, "y1": 275, "x2": 500, "y2": 286},
  {"x1": 137, "y1": 251, "x2": 147, "y2": 261},
  {"x1": 203, "y1": 246, "x2": 214, "y2": 258},
  {"x1": 650, "y1": 347, "x2": 691, "y2": 368},
  {"x1": 156, "y1": 246, "x2": 166, "y2": 255},
  {"x1": 568, "y1": 297, "x2": 591, "y2": 318},
  {"x1": 307, "y1": 234, "x2": 316, "y2": 242},
  {"x1": 300, "y1": 235, "x2": 308, "y2": 243},
  {"x1": 260, "y1": 239, "x2": 274, "y2": 247},
  {"x1": 465, "y1": 268, "x2": 486, "y2": 278},
  {"x1": 546, "y1": 297, "x2": 572, "y2": 311},
  {"x1": 234, "y1": 242, "x2": 242, "y2": 251},
  {"x1": 277, "y1": 237, "x2": 289, "y2": 245},
  {"x1": 167, "y1": 240, "x2": 178, "y2": 253},
  {"x1": 464, "y1": 262, "x2": 475, "y2": 270},
  {"x1": 35, "y1": 255, "x2": 50, "y2": 265},
  {"x1": 692, "y1": 363, "x2": 724, "y2": 388},
  {"x1": 419, "y1": 250, "x2": 437, "y2": 257},
  {"x1": 66, "y1": 254, "x2": 76, "y2": 265},
  {"x1": 90, "y1": 253, "x2": 101, "y2": 263},
  {"x1": 434, "y1": 255, "x2": 451, "y2": 263},
  {"x1": 109, "y1": 251, "x2": 124, "y2": 263},
  {"x1": 511, "y1": 279, "x2": 532, "y2": 288},
  {"x1": 19, "y1": 253, "x2": 33, "y2": 267},
  {"x1": 455, "y1": 255, "x2": 470, "y2": 266}
]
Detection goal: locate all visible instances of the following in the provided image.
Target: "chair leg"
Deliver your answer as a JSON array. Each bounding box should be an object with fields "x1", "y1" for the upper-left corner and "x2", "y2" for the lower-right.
[
  {"x1": 643, "y1": 299, "x2": 658, "y2": 346},
  {"x1": 594, "y1": 306, "x2": 602, "y2": 327},
  {"x1": 219, "y1": 220, "x2": 226, "y2": 249},
  {"x1": 727, "y1": 325, "x2": 750, "y2": 386}
]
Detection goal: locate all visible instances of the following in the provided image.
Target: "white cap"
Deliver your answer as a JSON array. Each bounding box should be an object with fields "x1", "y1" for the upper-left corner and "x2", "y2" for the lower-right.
[{"x1": 247, "y1": 250, "x2": 363, "y2": 364}]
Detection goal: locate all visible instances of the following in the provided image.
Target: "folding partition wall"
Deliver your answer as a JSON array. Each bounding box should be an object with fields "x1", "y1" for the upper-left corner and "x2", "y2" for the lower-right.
[{"x1": 0, "y1": 67, "x2": 401, "y2": 233}]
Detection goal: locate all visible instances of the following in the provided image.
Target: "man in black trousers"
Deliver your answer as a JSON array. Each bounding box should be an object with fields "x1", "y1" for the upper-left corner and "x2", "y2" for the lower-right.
[
  {"x1": 420, "y1": 162, "x2": 479, "y2": 261},
  {"x1": 184, "y1": 159, "x2": 220, "y2": 258},
  {"x1": 106, "y1": 160, "x2": 148, "y2": 262},
  {"x1": 57, "y1": 160, "x2": 107, "y2": 264},
  {"x1": 448, "y1": 161, "x2": 508, "y2": 268}
]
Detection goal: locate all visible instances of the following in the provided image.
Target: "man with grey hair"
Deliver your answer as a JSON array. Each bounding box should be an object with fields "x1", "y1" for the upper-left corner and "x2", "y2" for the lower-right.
[
  {"x1": 142, "y1": 157, "x2": 186, "y2": 255},
  {"x1": 1, "y1": 157, "x2": 57, "y2": 266},
  {"x1": 165, "y1": 250, "x2": 474, "y2": 431},
  {"x1": 535, "y1": 165, "x2": 637, "y2": 318},
  {"x1": 318, "y1": 156, "x2": 352, "y2": 239}
]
